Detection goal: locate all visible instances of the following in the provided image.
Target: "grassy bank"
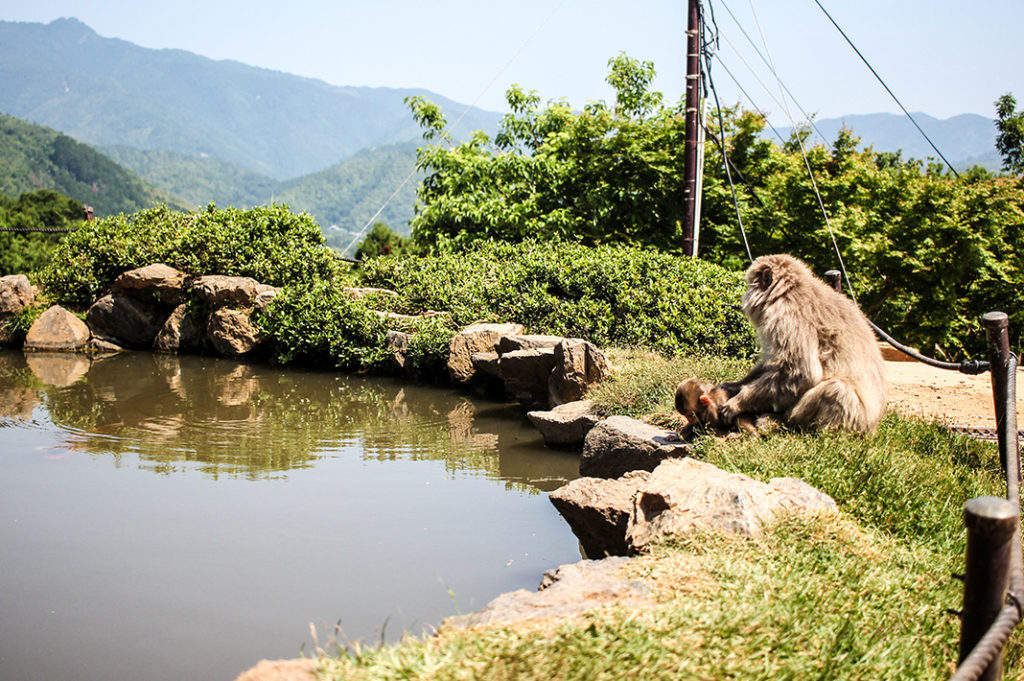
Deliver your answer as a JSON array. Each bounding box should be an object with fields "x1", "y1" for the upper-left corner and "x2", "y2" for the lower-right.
[{"x1": 313, "y1": 350, "x2": 1019, "y2": 681}]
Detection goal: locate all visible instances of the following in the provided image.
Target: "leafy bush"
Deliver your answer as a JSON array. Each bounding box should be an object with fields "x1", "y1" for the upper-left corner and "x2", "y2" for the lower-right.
[
  {"x1": 39, "y1": 203, "x2": 344, "y2": 308},
  {"x1": 358, "y1": 239, "x2": 757, "y2": 358},
  {"x1": 257, "y1": 281, "x2": 391, "y2": 370},
  {"x1": 257, "y1": 283, "x2": 458, "y2": 375}
]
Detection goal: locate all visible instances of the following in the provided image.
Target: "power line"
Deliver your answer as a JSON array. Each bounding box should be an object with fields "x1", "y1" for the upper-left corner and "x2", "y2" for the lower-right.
[
  {"x1": 812, "y1": 0, "x2": 961, "y2": 178},
  {"x1": 342, "y1": 0, "x2": 568, "y2": 256}
]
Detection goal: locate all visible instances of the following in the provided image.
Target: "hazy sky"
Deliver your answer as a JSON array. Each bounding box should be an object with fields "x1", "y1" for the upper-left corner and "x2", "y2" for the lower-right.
[{"x1": 2, "y1": 0, "x2": 1021, "y2": 125}]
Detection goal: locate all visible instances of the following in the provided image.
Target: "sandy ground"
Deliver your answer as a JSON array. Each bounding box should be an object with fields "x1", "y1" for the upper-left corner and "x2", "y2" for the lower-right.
[{"x1": 885, "y1": 358, "x2": 1024, "y2": 430}]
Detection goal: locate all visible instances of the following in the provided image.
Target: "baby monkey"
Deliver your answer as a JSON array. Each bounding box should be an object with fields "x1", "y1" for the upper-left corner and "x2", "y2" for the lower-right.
[{"x1": 675, "y1": 378, "x2": 757, "y2": 434}]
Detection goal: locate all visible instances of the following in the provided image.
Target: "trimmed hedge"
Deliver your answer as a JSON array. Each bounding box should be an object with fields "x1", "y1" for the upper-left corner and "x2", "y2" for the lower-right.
[
  {"x1": 39, "y1": 203, "x2": 344, "y2": 308},
  {"x1": 357, "y1": 239, "x2": 758, "y2": 359}
]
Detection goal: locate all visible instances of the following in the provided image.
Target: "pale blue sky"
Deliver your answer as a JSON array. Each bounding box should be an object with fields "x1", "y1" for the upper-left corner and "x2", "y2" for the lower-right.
[{"x1": 2, "y1": 0, "x2": 1021, "y2": 124}]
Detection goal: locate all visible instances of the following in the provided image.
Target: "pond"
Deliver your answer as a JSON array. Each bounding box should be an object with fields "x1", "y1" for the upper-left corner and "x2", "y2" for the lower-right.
[{"x1": 0, "y1": 350, "x2": 582, "y2": 681}]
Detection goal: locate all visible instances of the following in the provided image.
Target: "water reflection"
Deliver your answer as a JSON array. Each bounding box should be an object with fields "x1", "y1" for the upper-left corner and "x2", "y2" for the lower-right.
[{"x1": 0, "y1": 351, "x2": 578, "y2": 489}]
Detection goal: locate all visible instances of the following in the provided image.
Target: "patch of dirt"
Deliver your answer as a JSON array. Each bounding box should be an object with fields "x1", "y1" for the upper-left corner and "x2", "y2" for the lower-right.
[{"x1": 884, "y1": 359, "x2": 1024, "y2": 430}]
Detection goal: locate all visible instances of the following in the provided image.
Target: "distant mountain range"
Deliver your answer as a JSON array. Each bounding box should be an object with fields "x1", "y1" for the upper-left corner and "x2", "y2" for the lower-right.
[
  {"x1": 0, "y1": 17, "x2": 500, "y2": 180},
  {"x1": 774, "y1": 112, "x2": 1001, "y2": 171},
  {"x1": 0, "y1": 17, "x2": 1006, "y2": 246}
]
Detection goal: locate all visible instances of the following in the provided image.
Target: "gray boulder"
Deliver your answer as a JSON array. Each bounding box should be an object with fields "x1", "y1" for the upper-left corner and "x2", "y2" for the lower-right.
[
  {"x1": 445, "y1": 557, "x2": 651, "y2": 628},
  {"x1": 496, "y1": 334, "x2": 563, "y2": 354},
  {"x1": 154, "y1": 304, "x2": 206, "y2": 354},
  {"x1": 499, "y1": 347, "x2": 558, "y2": 408},
  {"x1": 113, "y1": 264, "x2": 187, "y2": 305},
  {"x1": 24, "y1": 306, "x2": 91, "y2": 352},
  {"x1": 470, "y1": 351, "x2": 502, "y2": 379},
  {"x1": 86, "y1": 294, "x2": 166, "y2": 348},
  {"x1": 206, "y1": 308, "x2": 264, "y2": 356},
  {"x1": 579, "y1": 415, "x2": 691, "y2": 479},
  {"x1": 385, "y1": 330, "x2": 411, "y2": 372},
  {"x1": 527, "y1": 399, "x2": 603, "y2": 447},
  {"x1": 548, "y1": 338, "x2": 614, "y2": 406},
  {"x1": 0, "y1": 274, "x2": 35, "y2": 314},
  {"x1": 626, "y1": 458, "x2": 840, "y2": 552},
  {"x1": 342, "y1": 286, "x2": 399, "y2": 300},
  {"x1": 192, "y1": 275, "x2": 262, "y2": 307},
  {"x1": 447, "y1": 322, "x2": 524, "y2": 383},
  {"x1": 549, "y1": 470, "x2": 652, "y2": 557}
]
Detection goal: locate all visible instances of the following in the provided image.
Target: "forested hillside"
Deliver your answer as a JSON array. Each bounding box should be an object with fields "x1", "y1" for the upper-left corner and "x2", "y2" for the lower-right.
[
  {"x1": 0, "y1": 114, "x2": 178, "y2": 216},
  {"x1": 103, "y1": 142, "x2": 421, "y2": 241},
  {"x1": 0, "y1": 18, "x2": 501, "y2": 179}
]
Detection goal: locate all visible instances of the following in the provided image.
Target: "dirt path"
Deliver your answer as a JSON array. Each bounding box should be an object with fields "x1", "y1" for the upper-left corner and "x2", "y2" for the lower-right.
[{"x1": 885, "y1": 359, "x2": 1024, "y2": 430}]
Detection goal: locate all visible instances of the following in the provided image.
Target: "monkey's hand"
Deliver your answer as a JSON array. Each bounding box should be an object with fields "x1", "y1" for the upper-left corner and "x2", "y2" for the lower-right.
[{"x1": 718, "y1": 397, "x2": 743, "y2": 426}]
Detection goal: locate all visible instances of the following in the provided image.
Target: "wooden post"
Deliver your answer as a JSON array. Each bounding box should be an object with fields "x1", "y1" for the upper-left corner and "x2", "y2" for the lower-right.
[
  {"x1": 984, "y1": 312, "x2": 1014, "y2": 478},
  {"x1": 957, "y1": 496, "x2": 1018, "y2": 681},
  {"x1": 681, "y1": 0, "x2": 702, "y2": 257},
  {"x1": 824, "y1": 269, "x2": 842, "y2": 293}
]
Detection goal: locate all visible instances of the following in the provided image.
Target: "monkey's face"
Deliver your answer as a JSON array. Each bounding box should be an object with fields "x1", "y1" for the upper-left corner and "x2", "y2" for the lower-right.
[{"x1": 675, "y1": 379, "x2": 719, "y2": 426}]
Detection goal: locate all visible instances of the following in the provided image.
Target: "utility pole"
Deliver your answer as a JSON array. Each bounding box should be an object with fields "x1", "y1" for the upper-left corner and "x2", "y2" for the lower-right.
[{"x1": 681, "y1": 0, "x2": 703, "y2": 257}]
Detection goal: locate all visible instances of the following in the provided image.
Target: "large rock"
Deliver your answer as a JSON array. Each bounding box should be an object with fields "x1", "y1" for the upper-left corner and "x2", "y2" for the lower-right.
[
  {"x1": 24, "y1": 306, "x2": 91, "y2": 352},
  {"x1": 385, "y1": 330, "x2": 411, "y2": 371},
  {"x1": 579, "y1": 415, "x2": 691, "y2": 479},
  {"x1": 499, "y1": 347, "x2": 557, "y2": 408},
  {"x1": 0, "y1": 274, "x2": 35, "y2": 314},
  {"x1": 206, "y1": 308, "x2": 265, "y2": 356},
  {"x1": 86, "y1": 294, "x2": 166, "y2": 348},
  {"x1": 113, "y1": 264, "x2": 187, "y2": 305},
  {"x1": 447, "y1": 322, "x2": 524, "y2": 383},
  {"x1": 548, "y1": 338, "x2": 613, "y2": 406},
  {"x1": 496, "y1": 334, "x2": 563, "y2": 354},
  {"x1": 192, "y1": 275, "x2": 262, "y2": 307},
  {"x1": 527, "y1": 399, "x2": 603, "y2": 447},
  {"x1": 549, "y1": 471, "x2": 651, "y2": 557},
  {"x1": 154, "y1": 304, "x2": 206, "y2": 354},
  {"x1": 626, "y1": 458, "x2": 839, "y2": 552},
  {"x1": 445, "y1": 557, "x2": 652, "y2": 628}
]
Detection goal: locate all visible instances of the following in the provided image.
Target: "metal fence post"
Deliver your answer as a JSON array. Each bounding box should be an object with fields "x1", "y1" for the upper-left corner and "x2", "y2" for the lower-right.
[{"x1": 958, "y1": 496, "x2": 1019, "y2": 681}]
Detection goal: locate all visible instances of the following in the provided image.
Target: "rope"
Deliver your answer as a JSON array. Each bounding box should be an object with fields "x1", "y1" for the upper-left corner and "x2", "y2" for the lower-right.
[
  {"x1": 0, "y1": 227, "x2": 72, "y2": 233},
  {"x1": 870, "y1": 319, "x2": 989, "y2": 374},
  {"x1": 812, "y1": 0, "x2": 961, "y2": 178}
]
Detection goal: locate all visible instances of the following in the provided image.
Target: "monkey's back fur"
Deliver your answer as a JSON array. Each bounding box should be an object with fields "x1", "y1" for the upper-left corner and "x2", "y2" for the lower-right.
[{"x1": 728, "y1": 254, "x2": 887, "y2": 433}]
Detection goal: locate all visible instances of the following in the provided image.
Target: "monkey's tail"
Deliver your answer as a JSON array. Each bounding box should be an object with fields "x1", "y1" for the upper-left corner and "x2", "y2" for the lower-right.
[{"x1": 789, "y1": 377, "x2": 881, "y2": 433}]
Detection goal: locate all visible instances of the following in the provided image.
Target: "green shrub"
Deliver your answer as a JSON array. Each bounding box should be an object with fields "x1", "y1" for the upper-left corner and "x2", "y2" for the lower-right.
[
  {"x1": 358, "y1": 239, "x2": 758, "y2": 358},
  {"x1": 258, "y1": 281, "x2": 391, "y2": 371},
  {"x1": 39, "y1": 203, "x2": 344, "y2": 308}
]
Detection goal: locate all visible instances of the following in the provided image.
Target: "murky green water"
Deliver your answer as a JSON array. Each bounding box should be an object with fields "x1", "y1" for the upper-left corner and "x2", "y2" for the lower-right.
[{"x1": 0, "y1": 350, "x2": 581, "y2": 681}]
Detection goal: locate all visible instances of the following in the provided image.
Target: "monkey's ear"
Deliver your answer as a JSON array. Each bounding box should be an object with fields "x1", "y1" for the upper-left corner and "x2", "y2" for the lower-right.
[
  {"x1": 699, "y1": 393, "x2": 713, "y2": 406},
  {"x1": 750, "y1": 263, "x2": 774, "y2": 290}
]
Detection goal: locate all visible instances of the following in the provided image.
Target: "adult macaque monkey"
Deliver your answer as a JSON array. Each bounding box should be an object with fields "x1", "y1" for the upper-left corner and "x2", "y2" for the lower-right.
[
  {"x1": 675, "y1": 378, "x2": 757, "y2": 433},
  {"x1": 718, "y1": 254, "x2": 887, "y2": 433}
]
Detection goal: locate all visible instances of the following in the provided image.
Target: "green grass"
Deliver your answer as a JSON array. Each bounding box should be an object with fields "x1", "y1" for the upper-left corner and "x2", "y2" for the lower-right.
[{"x1": 312, "y1": 350, "x2": 1020, "y2": 681}]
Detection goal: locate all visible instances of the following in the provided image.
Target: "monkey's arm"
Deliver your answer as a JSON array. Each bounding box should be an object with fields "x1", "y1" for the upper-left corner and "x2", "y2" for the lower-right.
[{"x1": 720, "y1": 324, "x2": 821, "y2": 419}]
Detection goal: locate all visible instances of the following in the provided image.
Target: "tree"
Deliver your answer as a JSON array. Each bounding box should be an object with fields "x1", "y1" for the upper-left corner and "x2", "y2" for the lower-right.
[
  {"x1": 406, "y1": 53, "x2": 688, "y2": 253},
  {"x1": 996, "y1": 93, "x2": 1024, "y2": 175},
  {"x1": 354, "y1": 222, "x2": 412, "y2": 260},
  {"x1": 0, "y1": 189, "x2": 84, "y2": 275}
]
